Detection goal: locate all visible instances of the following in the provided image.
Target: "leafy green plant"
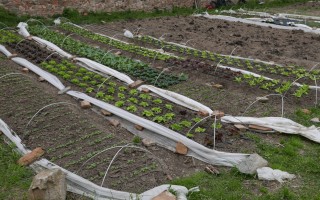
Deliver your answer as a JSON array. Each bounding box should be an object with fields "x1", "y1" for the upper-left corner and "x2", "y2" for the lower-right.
[
  {"x1": 170, "y1": 123, "x2": 183, "y2": 131},
  {"x1": 192, "y1": 117, "x2": 202, "y2": 123},
  {"x1": 86, "y1": 87, "x2": 94, "y2": 93},
  {"x1": 211, "y1": 122, "x2": 222, "y2": 129},
  {"x1": 96, "y1": 91, "x2": 105, "y2": 98},
  {"x1": 118, "y1": 86, "x2": 127, "y2": 92},
  {"x1": 165, "y1": 104, "x2": 173, "y2": 110},
  {"x1": 126, "y1": 105, "x2": 137, "y2": 112},
  {"x1": 294, "y1": 84, "x2": 309, "y2": 98},
  {"x1": 129, "y1": 89, "x2": 138, "y2": 96},
  {"x1": 139, "y1": 93, "x2": 152, "y2": 100},
  {"x1": 139, "y1": 101, "x2": 149, "y2": 107},
  {"x1": 186, "y1": 133, "x2": 194, "y2": 138},
  {"x1": 151, "y1": 107, "x2": 162, "y2": 114},
  {"x1": 103, "y1": 95, "x2": 114, "y2": 102},
  {"x1": 164, "y1": 113, "x2": 175, "y2": 121},
  {"x1": 115, "y1": 101, "x2": 125, "y2": 107},
  {"x1": 142, "y1": 110, "x2": 154, "y2": 117},
  {"x1": 153, "y1": 116, "x2": 166, "y2": 123},
  {"x1": 195, "y1": 127, "x2": 206, "y2": 133},
  {"x1": 128, "y1": 97, "x2": 138, "y2": 104},
  {"x1": 180, "y1": 120, "x2": 192, "y2": 128},
  {"x1": 153, "y1": 98, "x2": 163, "y2": 104},
  {"x1": 118, "y1": 93, "x2": 126, "y2": 99}
]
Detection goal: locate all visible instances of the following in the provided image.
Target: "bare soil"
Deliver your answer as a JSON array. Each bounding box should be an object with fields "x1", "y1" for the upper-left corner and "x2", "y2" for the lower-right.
[
  {"x1": 87, "y1": 15, "x2": 320, "y2": 68},
  {"x1": 0, "y1": 58, "x2": 209, "y2": 194},
  {"x1": 261, "y1": 1, "x2": 320, "y2": 16}
]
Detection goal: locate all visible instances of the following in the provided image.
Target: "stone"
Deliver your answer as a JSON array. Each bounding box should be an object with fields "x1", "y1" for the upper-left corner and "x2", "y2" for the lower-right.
[
  {"x1": 301, "y1": 109, "x2": 311, "y2": 114},
  {"x1": 234, "y1": 124, "x2": 248, "y2": 132},
  {"x1": 135, "y1": 124, "x2": 144, "y2": 131},
  {"x1": 310, "y1": 117, "x2": 320, "y2": 123},
  {"x1": 58, "y1": 86, "x2": 71, "y2": 95},
  {"x1": 142, "y1": 138, "x2": 156, "y2": 147},
  {"x1": 101, "y1": 109, "x2": 113, "y2": 116},
  {"x1": 7, "y1": 53, "x2": 18, "y2": 59},
  {"x1": 197, "y1": 110, "x2": 209, "y2": 117},
  {"x1": 212, "y1": 84, "x2": 223, "y2": 89},
  {"x1": 166, "y1": 174, "x2": 173, "y2": 181},
  {"x1": 249, "y1": 124, "x2": 273, "y2": 132},
  {"x1": 204, "y1": 165, "x2": 220, "y2": 175},
  {"x1": 142, "y1": 88, "x2": 150, "y2": 93},
  {"x1": 236, "y1": 153, "x2": 268, "y2": 174},
  {"x1": 152, "y1": 190, "x2": 176, "y2": 200},
  {"x1": 212, "y1": 110, "x2": 225, "y2": 118},
  {"x1": 175, "y1": 142, "x2": 188, "y2": 155},
  {"x1": 256, "y1": 96, "x2": 269, "y2": 103},
  {"x1": 38, "y1": 76, "x2": 45, "y2": 82},
  {"x1": 18, "y1": 147, "x2": 44, "y2": 166},
  {"x1": 114, "y1": 51, "x2": 122, "y2": 55},
  {"x1": 28, "y1": 169, "x2": 66, "y2": 200},
  {"x1": 80, "y1": 100, "x2": 91, "y2": 109},
  {"x1": 109, "y1": 119, "x2": 120, "y2": 127},
  {"x1": 129, "y1": 80, "x2": 144, "y2": 88},
  {"x1": 21, "y1": 68, "x2": 29, "y2": 73}
]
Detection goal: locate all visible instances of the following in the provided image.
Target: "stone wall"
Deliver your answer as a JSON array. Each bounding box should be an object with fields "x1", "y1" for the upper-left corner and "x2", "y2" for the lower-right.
[{"x1": 0, "y1": 0, "x2": 208, "y2": 16}]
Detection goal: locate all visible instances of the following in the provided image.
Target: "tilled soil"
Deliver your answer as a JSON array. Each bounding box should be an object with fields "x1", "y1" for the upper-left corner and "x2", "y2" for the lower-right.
[
  {"x1": 261, "y1": 1, "x2": 320, "y2": 16},
  {"x1": 0, "y1": 58, "x2": 209, "y2": 193},
  {"x1": 87, "y1": 15, "x2": 320, "y2": 68}
]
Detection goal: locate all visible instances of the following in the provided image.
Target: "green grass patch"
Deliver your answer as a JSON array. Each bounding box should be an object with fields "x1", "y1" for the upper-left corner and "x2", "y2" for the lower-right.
[
  {"x1": 0, "y1": 140, "x2": 33, "y2": 199},
  {"x1": 172, "y1": 106, "x2": 320, "y2": 199}
]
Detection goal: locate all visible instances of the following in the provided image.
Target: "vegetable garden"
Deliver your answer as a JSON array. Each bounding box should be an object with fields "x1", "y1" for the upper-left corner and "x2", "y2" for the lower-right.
[{"x1": 1, "y1": 10, "x2": 320, "y2": 199}]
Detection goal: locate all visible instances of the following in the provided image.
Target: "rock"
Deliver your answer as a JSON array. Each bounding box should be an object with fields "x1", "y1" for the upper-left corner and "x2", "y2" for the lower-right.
[
  {"x1": 175, "y1": 142, "x2": 188, "y2": 155},
  {"x1": 21, "y1": 68, "x2": 29, "y2": 73},
  {"x1": 204, "y1": 165, "x2": 220, "y2": 175},
  {"x1": 80, "y1": 100, "x2": 91, "y2": 109},
  {"x1": 109, "y1": 119, "x2": 120, "y2": 127},
  {"x1": 135, "y1": 124, "x2": 144, "y2": 131},
  {"x1": 152, "y1": 190, "x2": 176, "y2": 200},
  {"x1": 256, "y1": 96, "x2": 269, "y2": 103},
  {"x1": 142, "y1": 138, "x2": 156, "y2": 147},
  {"x1": 249, "y1": 124, "x2": 273, "y2": 132},
  {"x1": 38, "y1": 76, "x2": 45, "y2": 82},
  {"x1": 18, "y1": 147, "x2": 44, "y2": 166},
  {"x1": 234, "y1": 124, "x2": 248, "y2": 132},
  {"x1": 301, "y1": 109, "x2": 311, "y2": 114},
  {"x1": 212, "y1": 84, "x2": 223, "y2": 89},
  {"x1": 236, "y1": 153, "x2": 268, "y2": 174},
  {"x1": 58, "y1": 86, "x2": 71, "y2": 95},
  {"x1": 101, "y1": 109, "x2": 113, "y2": 116},
  {"x1": 310, "y1": 117, "x2": 320, "y2": 123},
  {"x1": 166, "y1": 174, "x2": 173, "y2": 181},
  {"x1": 28, "y1": 169, "x2": 66, "y2": 200},
  {"x1": 7, "y1": 53, "x2": 18, "y2": 59},
  {"x1": 142, "y1": 88, "x2": 150, "y2": 93},
  {"x1": 197, "y1": 110, "x2": 209, "y2": 117},
  {"x1": 129, "y1": 80, "x2": 144, "y2": 88},
  {"x1": 212, "y1": 110, "x2": 225, "y2": 118},
  {"x1": 114, "y1": 51, "x2": 122, "y2": 55}
]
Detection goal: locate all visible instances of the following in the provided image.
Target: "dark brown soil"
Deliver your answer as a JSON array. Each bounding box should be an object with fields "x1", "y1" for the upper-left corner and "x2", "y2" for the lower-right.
[
  {"x1": 0, "y1": 58, "x2": 210, "y2": 193},
  {"x1": 86, "y1": 15, "x2": 320, "y2": 68}
]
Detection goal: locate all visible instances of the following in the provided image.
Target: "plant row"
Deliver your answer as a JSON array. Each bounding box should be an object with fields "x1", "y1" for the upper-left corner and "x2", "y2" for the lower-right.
[
  {"x1": 28, "y1": 25, "x2": 183, "y2": 88},
  {"x1": 0, "y1": 30, "x2": 22, "y2": 44},
  {"x1": 136, "y1": 35, "x2": 320, "y2": 85},
  {"x1": 60, "y1": 23, "x2": 176, "y2": 61},
  {"x1": 40, "y1": 59, "x2": 219, "y2": 142},
  {"x1": 171, "y1": 59, "x2": 310, "y2": 98}
]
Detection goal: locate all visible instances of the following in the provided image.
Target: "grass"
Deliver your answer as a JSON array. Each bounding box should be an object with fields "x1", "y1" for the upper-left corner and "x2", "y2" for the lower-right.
[
  {"x1": 0, "y1": 139, "x2": 34, "y2": 199},
  {"x1": 171, "y1": 106, "x2": 320, "y2": 199}
]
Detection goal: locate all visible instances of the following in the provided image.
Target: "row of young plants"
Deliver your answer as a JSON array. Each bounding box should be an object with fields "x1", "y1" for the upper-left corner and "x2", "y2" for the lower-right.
[
  {"x1": 59, "y1": 23, "x2": 176, "y2": 61},
  {"x1": 136, "y1": 35, "x2": 320, "y2": 85},
  {"x1": 28, "y1": 25, "x2": 183, "y2": 88},
  {"x1": 0, "y1": 30, "x2": 22, "y2": 44},
  {"x1": 40, "y1": 59, "x2": 219, "y2": 141}
]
